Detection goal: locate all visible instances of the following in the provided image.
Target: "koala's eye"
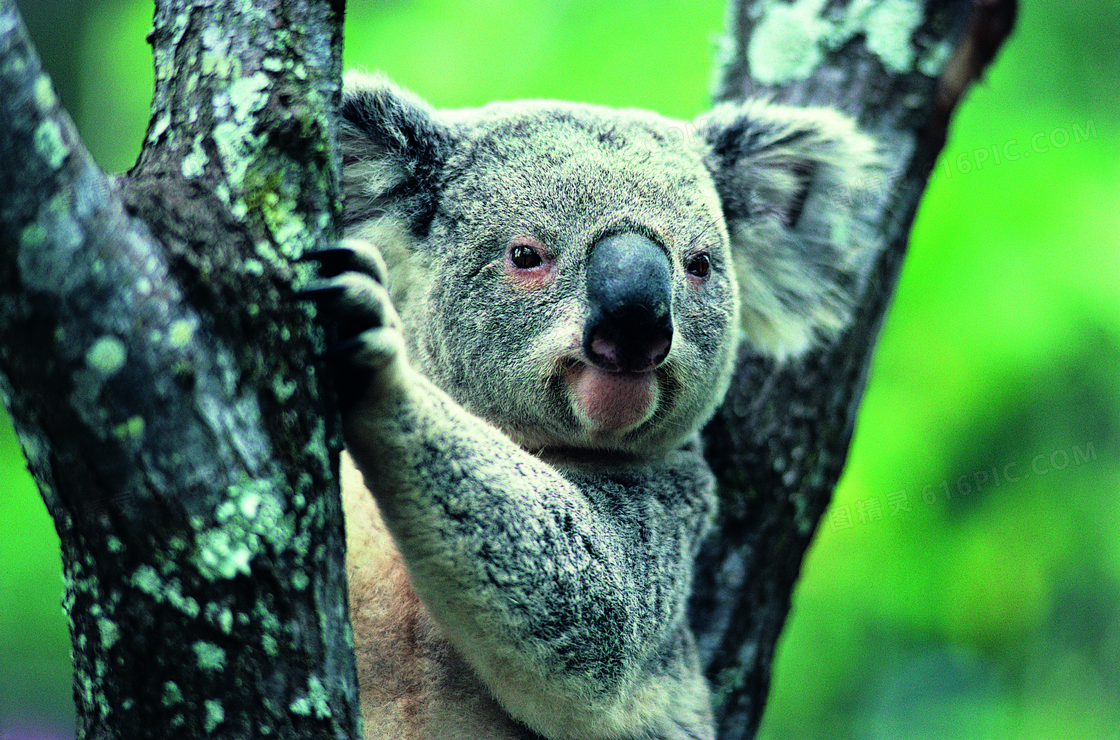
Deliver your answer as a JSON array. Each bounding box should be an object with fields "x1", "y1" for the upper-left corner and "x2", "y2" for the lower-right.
[
  {"x1": 510, "y1": 243, "x2": 543, "y2": 270},
  {"x1": 686, "y1": 253, "x2": 711, "y2": 279}
]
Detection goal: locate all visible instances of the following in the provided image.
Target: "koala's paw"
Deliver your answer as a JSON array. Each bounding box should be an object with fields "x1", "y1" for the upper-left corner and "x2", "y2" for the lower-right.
[{"x1": 299, "y1": 238, "x2": 406, "y2": 406}]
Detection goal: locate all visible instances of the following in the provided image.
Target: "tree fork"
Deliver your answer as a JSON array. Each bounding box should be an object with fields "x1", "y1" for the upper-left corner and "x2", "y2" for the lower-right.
[{"x1": 0, "y1": 0, "x2": 1014, "y2": 737}]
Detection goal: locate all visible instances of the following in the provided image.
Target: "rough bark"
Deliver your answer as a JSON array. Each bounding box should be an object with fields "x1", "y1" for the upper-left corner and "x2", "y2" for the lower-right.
[
  {"x1": 0, "y1": 0, "x2": 360, "y2": 738},
  {"x1": 691, "y1": 2, "x2": 1016, "y2": 738},
  {"x1": 0, "y1": 0, "x2": 1014, "y2": 738}
]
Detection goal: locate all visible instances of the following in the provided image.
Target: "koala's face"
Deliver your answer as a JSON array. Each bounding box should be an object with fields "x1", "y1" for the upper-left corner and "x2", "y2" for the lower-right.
[
  {"x1": 340, "y1": 74, "x2": 880, "y2": 455},
  {"x1": 410, "y1": 103, "x2": 739, "y2": 454}
]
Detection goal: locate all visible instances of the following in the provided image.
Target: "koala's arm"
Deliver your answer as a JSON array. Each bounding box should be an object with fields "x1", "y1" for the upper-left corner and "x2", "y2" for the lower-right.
[
  {"x1": 317, "y1": 247, "x2": 716, "y2": 739},
  {"x1": 345, "y1": 368, "x2": 715, "y2": 738}
]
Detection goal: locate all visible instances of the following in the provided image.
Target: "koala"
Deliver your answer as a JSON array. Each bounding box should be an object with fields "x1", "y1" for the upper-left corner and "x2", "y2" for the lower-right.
[{"x1": 306, "y1": 72, "x2": 878, "y2": 740}]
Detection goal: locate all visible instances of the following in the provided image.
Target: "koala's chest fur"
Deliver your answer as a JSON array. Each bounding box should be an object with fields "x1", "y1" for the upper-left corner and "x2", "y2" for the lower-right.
[{"x1": 342, "y1": 455, "x2": 536, "y2": 740}]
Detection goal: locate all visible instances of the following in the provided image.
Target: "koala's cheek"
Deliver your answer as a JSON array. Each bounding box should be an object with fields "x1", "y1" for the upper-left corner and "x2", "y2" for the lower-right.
[{"x1": 566, "y1": 365, "x2": 659, "y2": 434}]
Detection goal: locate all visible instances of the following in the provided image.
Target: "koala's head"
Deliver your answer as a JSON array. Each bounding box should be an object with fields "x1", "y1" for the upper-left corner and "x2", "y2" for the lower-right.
[{"x1": 339, "y1": 73, "x2": 879, "y2": 456}]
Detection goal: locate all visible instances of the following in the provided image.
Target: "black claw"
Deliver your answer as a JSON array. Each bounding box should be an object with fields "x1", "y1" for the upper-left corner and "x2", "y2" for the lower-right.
[
  {"x1": 292, "y1": 281, "x2": 347, "y2": 304},
  {"x1": 325, "y1": 335, "x2": 368, "y2": 357},
  {"x1": 309, "y1": 327, "x2": 371, "y2": 366},
  {"x1": 296, "y1": 246, "x2": 389, "y2": 409},
  {"x1": 299, "y1": 245, "x2": 386, "y2": 283},
  {"x1": 299, "y1": 247, "x2": 360, "y2": 278},
  {"x1": 294, "y1": 279, "x2": 385, "y2": 344}
]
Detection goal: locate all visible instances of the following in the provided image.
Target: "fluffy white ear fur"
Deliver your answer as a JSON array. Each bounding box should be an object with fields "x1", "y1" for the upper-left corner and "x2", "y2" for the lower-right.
[
  {"x1": 696, "y1": 101, "x2": 882, "y2": 359},
  {"x1": 337, "y1": 71, "x2": 452, "y2": 231}
]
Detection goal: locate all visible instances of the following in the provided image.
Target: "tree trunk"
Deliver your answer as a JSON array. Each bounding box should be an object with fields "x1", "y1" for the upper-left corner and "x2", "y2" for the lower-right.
[
  {"x1": 0, "y1": 0, "x2": 360, "y2": 737},
  {"x1": 0, "y1": 0, "x2": 1014, "y2": 738},
  {"x1": 692, "y1": 2, "x2": 1016, "y2": 738}
]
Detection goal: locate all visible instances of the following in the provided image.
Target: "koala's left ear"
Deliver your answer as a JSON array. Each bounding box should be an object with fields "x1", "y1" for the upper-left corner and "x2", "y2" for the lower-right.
[
  {"x1": 694, "y1": 102, "x2": 882, "y2": 359},
  {"x1": 338, "y1": 72, "x2": 453, "y2": 234}
]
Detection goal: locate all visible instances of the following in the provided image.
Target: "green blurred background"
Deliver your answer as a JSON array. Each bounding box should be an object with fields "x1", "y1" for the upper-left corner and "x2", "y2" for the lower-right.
[{"x1": 3, "y1": 1, "x2": 1117, "y2": 738}]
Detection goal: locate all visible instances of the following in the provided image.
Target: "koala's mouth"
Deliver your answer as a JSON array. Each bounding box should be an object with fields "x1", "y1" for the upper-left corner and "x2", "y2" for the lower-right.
[{"x1": 565, "y1": 362, "x2": 659, "y2": 435}]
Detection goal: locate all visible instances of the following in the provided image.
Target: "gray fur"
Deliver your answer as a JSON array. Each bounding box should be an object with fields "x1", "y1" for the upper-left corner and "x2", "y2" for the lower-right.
[{"x1": 331, "y1": 72, "x2": 880, "y2": 739}]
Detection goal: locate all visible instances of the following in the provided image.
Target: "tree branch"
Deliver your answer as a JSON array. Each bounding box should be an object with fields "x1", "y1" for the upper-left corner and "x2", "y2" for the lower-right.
[
  {"x1": 691, "y1": 1, "x2": 1017, "y2": 738},
  {"x1": 0, "y1": 0, "x2": 360, "y2": 737}
]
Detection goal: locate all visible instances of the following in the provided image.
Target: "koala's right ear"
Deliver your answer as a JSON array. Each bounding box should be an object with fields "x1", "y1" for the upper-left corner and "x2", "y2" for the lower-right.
[{"x1": 338, "y1": 72, "x2": 452, "y2": 234}]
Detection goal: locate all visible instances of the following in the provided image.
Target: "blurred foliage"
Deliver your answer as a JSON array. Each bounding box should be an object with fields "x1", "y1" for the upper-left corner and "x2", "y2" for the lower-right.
[{"x1": 3, "y1": 1, "x2": 1118, "y2": 738}]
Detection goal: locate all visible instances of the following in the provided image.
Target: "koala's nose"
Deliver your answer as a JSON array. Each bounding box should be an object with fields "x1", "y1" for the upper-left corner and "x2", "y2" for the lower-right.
[{"x1": 583, "y1": 232, "x2": 673, "y2": 373}]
